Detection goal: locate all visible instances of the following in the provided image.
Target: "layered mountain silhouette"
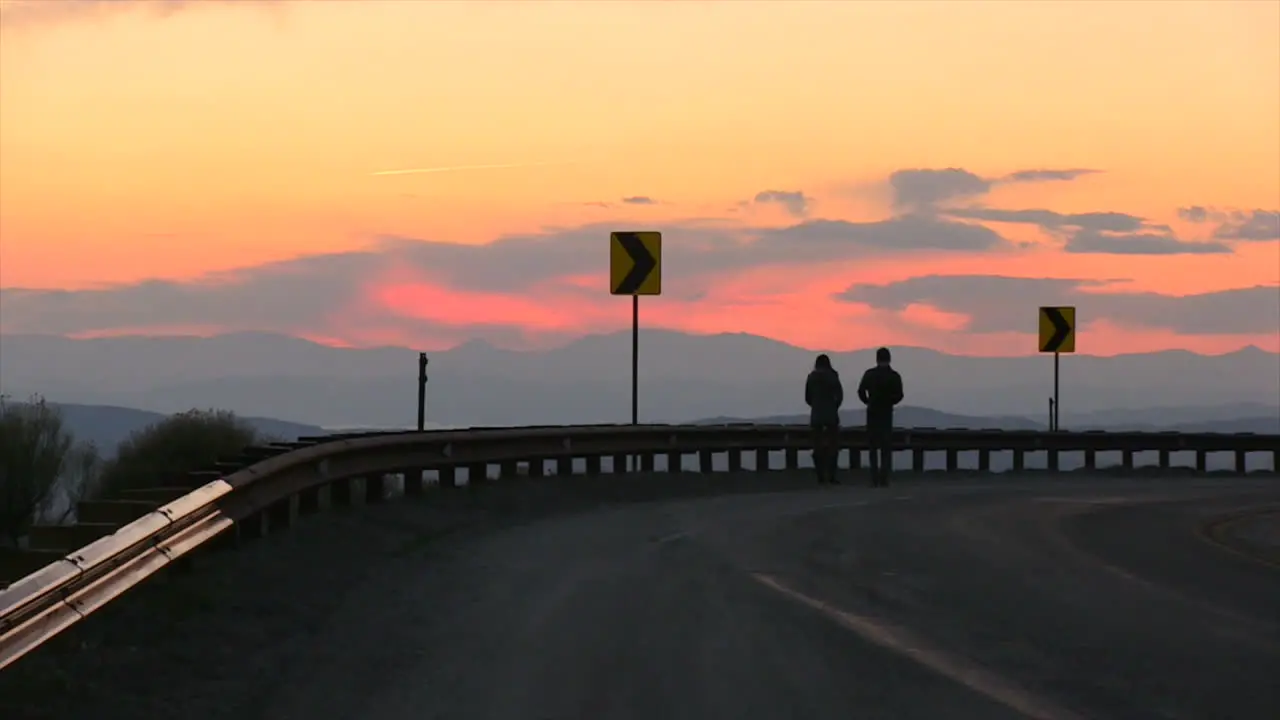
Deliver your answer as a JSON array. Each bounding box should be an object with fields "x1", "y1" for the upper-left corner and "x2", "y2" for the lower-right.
[{"x1": 2, "y1": 330, "x2": 1277, "y2": 430}]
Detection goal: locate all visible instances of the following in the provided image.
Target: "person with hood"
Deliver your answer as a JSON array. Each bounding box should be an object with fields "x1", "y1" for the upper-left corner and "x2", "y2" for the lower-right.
[
  {"x1": 857, "y1": 347, "x2": 904, "y2": 487},
  {"x1": 805, "y1": 353, "x2": 844, "y2": 484}
]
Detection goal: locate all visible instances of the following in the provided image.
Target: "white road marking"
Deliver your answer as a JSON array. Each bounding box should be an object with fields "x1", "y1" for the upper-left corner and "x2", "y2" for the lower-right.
[
  {"x1": 750, "y1": 572, "x2": 1085, "y2": 720},
  {"x1": 653, "y1": 531, "x2": 690, "y2": 545}
]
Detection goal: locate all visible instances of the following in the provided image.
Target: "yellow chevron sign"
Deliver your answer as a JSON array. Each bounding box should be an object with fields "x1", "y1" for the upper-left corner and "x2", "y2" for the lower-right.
[
  {"x1": 610, "y1": 231, "x2": 662, "y2": 295},
  {"x1": 1039, "y1": 306, "x2": 1076, "y2": 353}
]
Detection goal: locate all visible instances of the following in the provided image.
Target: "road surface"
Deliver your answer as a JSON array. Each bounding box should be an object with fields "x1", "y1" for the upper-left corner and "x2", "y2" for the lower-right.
[{"x1": 4, "y1": 474, "x2": 1279, "y2": 720}]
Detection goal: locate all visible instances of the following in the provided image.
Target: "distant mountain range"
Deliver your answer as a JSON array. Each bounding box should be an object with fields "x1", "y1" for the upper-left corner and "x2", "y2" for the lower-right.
[
  {"x1": 2, "y1": 330, "x2": 1277, "y2": 429},
  {"x1": 695, "y1": 405, "x2": 1280, "y2": 435}
]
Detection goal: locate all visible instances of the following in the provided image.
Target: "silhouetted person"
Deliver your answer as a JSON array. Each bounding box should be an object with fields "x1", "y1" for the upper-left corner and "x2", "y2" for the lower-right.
[
  {"x1": 805, "y1": 353, "x2": 844, "y2": 484},
  {"x1": 857, "y1": 347, "x2": 904, "y2": 487}
]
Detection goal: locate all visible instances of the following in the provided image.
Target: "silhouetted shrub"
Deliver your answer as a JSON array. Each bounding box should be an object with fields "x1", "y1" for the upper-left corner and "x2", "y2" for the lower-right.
[
  {"x1": 58, "y1": 440, "x2": 105, "y2": 520},
  {"x1": 0, "y1": 395, "x2": 98, "y2": 545},
  {"x1": 96, "y1": 409, "x2": 259, "y2": 495}
]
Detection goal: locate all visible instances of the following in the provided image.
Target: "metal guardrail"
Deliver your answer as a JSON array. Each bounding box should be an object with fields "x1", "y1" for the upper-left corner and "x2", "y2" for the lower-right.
[{"x1": 1, "y1": 423, "x2": 1277, "y2": 669}]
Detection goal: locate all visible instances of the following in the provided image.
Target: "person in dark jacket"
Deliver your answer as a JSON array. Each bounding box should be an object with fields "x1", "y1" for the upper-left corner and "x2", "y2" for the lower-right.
[
  {"x1": 805, "y1": 353, "x2": 844, "y2": 484},
  {"x1": 857, "y1": 347, "x2": 904, "y2": 487}
]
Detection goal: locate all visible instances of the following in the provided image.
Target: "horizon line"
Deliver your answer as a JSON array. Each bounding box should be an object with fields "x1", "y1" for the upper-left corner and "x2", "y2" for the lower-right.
[{"x1": 0, "y1": 329, "x2": 1275, "y2": 359}]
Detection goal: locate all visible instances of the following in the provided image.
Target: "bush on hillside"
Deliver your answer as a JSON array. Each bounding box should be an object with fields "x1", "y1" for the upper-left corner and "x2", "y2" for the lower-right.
[
  {"x1": 0, "y1": 395, "x2": 101, "y2": 545},
  {"x1": 97, "y1": 409, "x2": 260, "y2": 495}
]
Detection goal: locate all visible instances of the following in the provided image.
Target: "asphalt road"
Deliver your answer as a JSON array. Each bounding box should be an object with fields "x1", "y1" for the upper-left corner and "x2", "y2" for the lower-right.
[
  {"x1": 4, "y1": 474, "x2": 1278, "y2": 720},
  {"x1": 245, "y1": 476, "x2": 1280, "y2": 720}
]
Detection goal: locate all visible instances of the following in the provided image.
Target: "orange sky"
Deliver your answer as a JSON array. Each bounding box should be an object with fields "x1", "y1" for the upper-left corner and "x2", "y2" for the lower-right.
[{"x1": 1, "y1": 0, "x2": 1277, "y2": 355}]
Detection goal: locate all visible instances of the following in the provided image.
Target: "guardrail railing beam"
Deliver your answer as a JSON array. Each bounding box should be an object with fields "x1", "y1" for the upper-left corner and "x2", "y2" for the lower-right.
[{"x1": 2, "y1": 423, "x2": 1277, "y2": 669}]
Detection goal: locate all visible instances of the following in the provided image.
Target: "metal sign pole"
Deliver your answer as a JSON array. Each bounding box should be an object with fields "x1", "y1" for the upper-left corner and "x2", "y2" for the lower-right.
[
  {"x1": 1053, "y1": 351, "x2": 1060, "y2": 432},
  {"x1": 416, "y1": 353, "x2": 428, "y2": 431},
  {"x1": 631, "y1": 295, "x2": 639, "y2": 426}
]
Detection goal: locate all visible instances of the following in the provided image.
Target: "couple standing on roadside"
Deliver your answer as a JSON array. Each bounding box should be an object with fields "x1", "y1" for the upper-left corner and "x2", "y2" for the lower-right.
[{"x1": 804, "y1": 347, "x2": 904, "y2": 486}]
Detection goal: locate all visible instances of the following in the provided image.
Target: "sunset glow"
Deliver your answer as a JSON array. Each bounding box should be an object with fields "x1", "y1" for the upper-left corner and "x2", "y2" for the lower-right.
[{"x1": 2, "y1": 0, "x2": 1277, "y2": 355}]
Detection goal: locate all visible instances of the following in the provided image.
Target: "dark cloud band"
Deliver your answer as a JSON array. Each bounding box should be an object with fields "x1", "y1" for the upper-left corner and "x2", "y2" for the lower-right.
[{"x1": 837, "y1": 275, "x2": 1279, "y2": 336}]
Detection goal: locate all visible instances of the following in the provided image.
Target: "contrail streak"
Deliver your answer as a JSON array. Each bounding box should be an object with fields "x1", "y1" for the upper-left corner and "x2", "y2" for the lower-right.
[{"x1": 370, "y1": 161, "x2": 573, "y2": 177}]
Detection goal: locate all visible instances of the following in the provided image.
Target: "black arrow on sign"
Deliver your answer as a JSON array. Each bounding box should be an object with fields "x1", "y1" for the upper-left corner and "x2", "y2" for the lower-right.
[
  {"x1": 1042, "y1": 307, "x2": 1072, "y2": 352},
  {"x1": 614, "y1": 232, "x2": 657, "y2": 294}
]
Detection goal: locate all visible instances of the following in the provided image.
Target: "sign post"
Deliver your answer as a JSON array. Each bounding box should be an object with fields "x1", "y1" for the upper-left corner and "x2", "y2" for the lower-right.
[
  {"x1": 1038, "y1": 306, "x2": 1076, "y2": 432},
  {"x1": 610, "y1": 231, "x2": 662, "y2": 429},
  {"x1": 416, "y1": 352, "x2": 429, "y2": 431}
]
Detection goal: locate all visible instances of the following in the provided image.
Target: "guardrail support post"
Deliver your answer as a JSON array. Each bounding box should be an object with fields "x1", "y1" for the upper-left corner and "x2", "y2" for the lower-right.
[
  {"x1": 439, "y1": 466, "x2": 458, "y2": 488},
  {"x1": 912, "y1": 448, "x2": 925, "y2": 473},
  {"x1": 298, "y1": 486, "x2": 320, "y2": 514},
  {"x1": 1047, "y1": 449, "x2": 1059, "y2": 472},
  {"x1": 610, "y1": 453, "x2": 626, "y2": 473},
  {"x1": 848, "y1": 447, "x2": 860, "y2": 472},
  {"x1": 978, "y1": 449, "x2": 990, "y2": 472},
  {"x1": 1158, "y1": 450, "x2": 1170, "y2": 470},
  {"x1": 1083, "y1": 450, "x2": 1096, "y2": 471},
  {"x1": 1195, "y1": 450, "x2": 1207, "y2": 473},
  {"x1": 1012, "y1": 450, "x2": 1025, "y2": 472},
  {"x1": 332, "y1": 478, "x2": 354, "y2": 506},
  {"x1": 404, "y1": 469, "x2": 424, "y2": 496},
  {"x1": 500, "y1": 460, "x2": 519, "y2": 479},
  {"x1": 666, "y1": 451, "x2": 682, "y2": 473},
  {"x1": 317, "y1": 484, "x2": 333, "y2": 510},
  {"x1": 527, "y1": 458, "x2": 545, "y2": 477},
  {"x1": 1122, "y1": 450, "x2": 1134, "y2": 472},
  {"x1": 268, "y1": 496, "x2": 299, "y2": 529},
  {"x1": 586, "y1": 455, "x2": 602, "y2": 476},
  {"x1": 699, "y1": 450, "x2": 713, "y2": 473},
  {"x1": 366, "y1": 474, "x2": 387, "y2": 504},
  {"x1": 1235, "y1": 450, "x2": 1247, "y2": 475},
  {"x1": 1272, "y1": 449, "x2": 1279, "y2": 474},
  {"x1": 553, "y1": 457, "x2": 572, "y2": 476},
  {"x1": 785, "y1": 447, "x2": 798, "y2": 470},
  {"x1": 727, "y1": 450, "x2": 742, "y2": 473},
  {"x1": 468, "y1": 463, "x2": 488, "y2": 485},
  {"x1": 238, "y1": 510, "x2": 270, "y2": 541},
  {"x1": 946, "y1": 449, "x2": 958, "y2": 473},
  {"x1": 640, "y1": 453, "x2": 655, "y2": 472},
  {"x1": 755, "y1": 448, "x2": 769, "y2": 472}
]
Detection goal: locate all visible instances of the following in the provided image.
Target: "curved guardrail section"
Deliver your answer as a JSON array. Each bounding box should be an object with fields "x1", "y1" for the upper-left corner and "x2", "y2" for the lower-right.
[{"x1": 2, "y1": 423, "x2": 1277, "y2": 669}]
